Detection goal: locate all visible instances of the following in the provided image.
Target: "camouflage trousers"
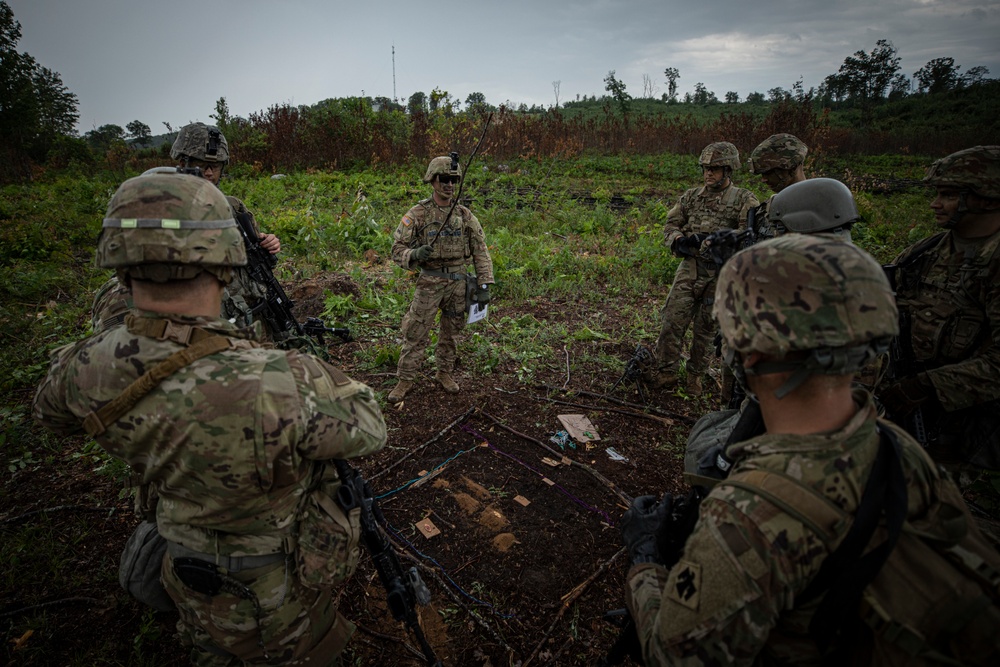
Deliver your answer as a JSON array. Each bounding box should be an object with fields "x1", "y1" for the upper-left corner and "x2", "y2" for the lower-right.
[
  {"x1": 161, "y1": 552, "x2": 352, "y2": 666},
  {"x1": 397, "y1": 274, "x2": 467, "y2": 380},
  {"x1": 654, "y1": 258, "x2": 718, "y2": 378}
]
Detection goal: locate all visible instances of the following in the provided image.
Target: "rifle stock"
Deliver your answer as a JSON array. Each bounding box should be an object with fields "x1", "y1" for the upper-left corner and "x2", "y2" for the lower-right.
[{"x1": 334, "y1": 460, "x2": 442, "y2": 667}]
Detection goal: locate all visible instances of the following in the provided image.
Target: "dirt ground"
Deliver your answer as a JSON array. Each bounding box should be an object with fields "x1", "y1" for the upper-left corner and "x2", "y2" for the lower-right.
[{"x1": 2, "y1": 272, "x2": 718, "y2": 667}]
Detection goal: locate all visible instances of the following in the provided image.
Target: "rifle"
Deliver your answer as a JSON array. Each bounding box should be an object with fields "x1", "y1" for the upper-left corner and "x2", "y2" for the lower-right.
[
  {"x1": 334, "y1": 460, "x2": 442, "y2": 667},
  {"x1": 231, "y1": 211, "x2": 352, "y2": 347},
  {"x1": 609, "y1": 344, "x2": 654, "y2": 403},
  {"x1": 700, "y1": 228, "x2": 752, "y2": 267},
  {"x1": 600, "y1": 486, "x2": 707, "y2": 666},
  {"x1": 881, "y1": 265, "x2": 928, "y2": 446}
]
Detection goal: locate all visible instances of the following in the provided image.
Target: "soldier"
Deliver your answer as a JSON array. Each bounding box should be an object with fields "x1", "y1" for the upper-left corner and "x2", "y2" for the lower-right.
[
  {"x1": 746, "y1": 133, "x2": 809, "y2": 241},
  {"x1": 33, "y1": 172, "x2": 387, "y2": 665},
  {"x1": 387, "y1": 156, "x2": 494, "y2": 403},
  {"x1": 648, "y1": 142, "x2": 758, "y2": 394},
  {"x1": 171, "y1": 122, "x2": 282, "y2": 338},
  {"x1": 621, "y1": 234, "x2": 999, "y2": 665},
  {"x1": 684, "y1": 178, "x2": 862, "y2": 478},
  {"x1": 877, "y1": 145, "x2": 1000, "y2": 531}
]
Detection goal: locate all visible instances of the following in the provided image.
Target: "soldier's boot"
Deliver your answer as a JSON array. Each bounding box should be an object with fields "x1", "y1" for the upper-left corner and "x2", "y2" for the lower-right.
[
  {"x1": 644, "y1": 368, "x2": 678, "y2": 390},
  {"x1": 387, "y1": 380, "x2": 414, "y2": 403},
  {"x1": 436, "y1": 372, "x2": 460, "y2": 394}
]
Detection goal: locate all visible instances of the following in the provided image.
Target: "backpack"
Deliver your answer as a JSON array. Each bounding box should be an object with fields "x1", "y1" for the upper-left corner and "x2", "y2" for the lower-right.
[{"x1": 723, "y1": 424, "x2": 1000, "y2": 666}]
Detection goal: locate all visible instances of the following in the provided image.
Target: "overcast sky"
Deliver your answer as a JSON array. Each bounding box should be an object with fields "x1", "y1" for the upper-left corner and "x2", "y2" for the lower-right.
[{"x1": 9, "y1": 0, "x2": 1000, "y2": 135}]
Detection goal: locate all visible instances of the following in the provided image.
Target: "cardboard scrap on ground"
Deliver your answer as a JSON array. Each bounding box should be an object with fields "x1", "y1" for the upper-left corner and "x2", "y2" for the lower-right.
[
  {"x1": 541, "y1": 456, "x2": 561, "y2": 468},
  {"x1": 416, "y1": 517, "x2": 441, "y2": 539},
  {"x1": 558, "y1": 414, "x2": 601, "y2": 443},
  {"x1": 514, "y1": 495, "x2": 531, "y2": 507}
]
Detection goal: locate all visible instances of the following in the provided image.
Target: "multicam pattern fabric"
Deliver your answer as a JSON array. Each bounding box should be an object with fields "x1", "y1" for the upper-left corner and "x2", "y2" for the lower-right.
[
  {"x1": 715, "y1": 235, "x2": 898, "y2": 358},
  {"x1": 33, "y1": 311, "x2": 386, "y2": 664},
  {"x1": 390, "y1": 198, "x2": 493, "y2": 378},
  {"x1": 222, "y1": 195, "x2": 270, "y2": 334},
  {"x1": 923, "y1": 145, "x2": 1000, "y2": 199},
  {"x1": 625, "y1": 392, "x2": 944, "y2": 666},
  {"x1": 698, "y1": 142, "x2": 741, "y2": 170},
  {"x1": 423, "y1": 155, "x2": 462, "y2": 183},
  {"x1": 655, "y1": 183, "x2": 757, "y2": 376},
  {"x1": 170, "y1": 122, "x2": 230, "y2": 163},
  {"x1": 877, "y1": 227, "x2": 1000, "y2": 470},
  {"x1": 90, "y1": 276, "x2": 132, "y2": 333},
  {"x1": 748, "y1": 134, "x2": 808, "y2": 174}
]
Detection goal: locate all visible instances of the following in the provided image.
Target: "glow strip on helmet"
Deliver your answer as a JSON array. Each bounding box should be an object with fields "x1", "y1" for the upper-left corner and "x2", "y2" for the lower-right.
[{"x1": 103, "y1": 218, "x2": 236, "y2": 229}]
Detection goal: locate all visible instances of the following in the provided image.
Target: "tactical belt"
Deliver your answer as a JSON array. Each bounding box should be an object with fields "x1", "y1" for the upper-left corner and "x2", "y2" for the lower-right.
[
  {"x1": 166, "y1": 540, "x2": 286, "y2": 573},
  {"x1": 420, "y1": 265, "x2": 467, "y2": 281}
]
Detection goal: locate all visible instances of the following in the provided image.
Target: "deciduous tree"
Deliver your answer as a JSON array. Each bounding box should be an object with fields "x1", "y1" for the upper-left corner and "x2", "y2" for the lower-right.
[
  {"x1": 126, "y1": 120, "x2": 152, "y2": 148},
  {"x1": 604, "y1": 70, "x2": 631, "y2": 117},
  {"x1": 663, "y1": 67, "x2": 680, "y2": 103},
  {"x1": 914, "y1": 57, "x2": 959, "y2": 94}
]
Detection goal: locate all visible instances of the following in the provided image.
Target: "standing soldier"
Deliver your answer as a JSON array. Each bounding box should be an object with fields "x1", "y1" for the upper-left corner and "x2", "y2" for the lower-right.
[
  {"x1": 171, "y1": 122, "x2": 282, "y2": 339},
  {"x1": 878, "y1": 145, "x2": 1000, "y2": 535},
  {"x1": 388, "y1": 156, "x2": 494, "y2": 403},
  {"x1": 746, "y1": 133, "x2": 809, "y2": 241},
  {"x1": 33, "y1": 172, "x2": 387, "y2": 664},
  {"x1": 647, "y1": 142, "x2": 758, "y2": 394},
  {"x1": 621, "y1": 234, "x2": 1000, "y2": 665}
]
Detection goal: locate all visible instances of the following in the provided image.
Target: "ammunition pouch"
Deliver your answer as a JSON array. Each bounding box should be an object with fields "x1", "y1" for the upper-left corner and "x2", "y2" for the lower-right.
[{"x1": 296, "y1": 481, "x2": 362, "y2": 590}]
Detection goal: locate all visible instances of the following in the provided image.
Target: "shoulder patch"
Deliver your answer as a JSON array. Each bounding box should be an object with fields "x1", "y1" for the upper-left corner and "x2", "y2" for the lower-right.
[
  {"x1": 402, "y1": 214, "x2": 413, "y2": 227},
  {"x1": 667, "y1": 560, "x2": 702, "y2": 610}
]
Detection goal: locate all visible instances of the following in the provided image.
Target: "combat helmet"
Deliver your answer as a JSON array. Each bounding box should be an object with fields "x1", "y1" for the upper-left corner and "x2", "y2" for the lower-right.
[
  {"x1": 97, "y1": 172, "x2": 246, "y2": 285},
  {"x1": 714, "y1": 234, "x2": 897, "y2": 397},
  {"x1": 170, "y1": 122, "x2": 230, "y2": 165},
  {"x1": 423, "y1": 155, "x2": 462, "y2": 183},
  {"x1": 748, "y1": 133, "x2": 808, "y2": 174},
  {"x1": 699, "y1": 142, "x2": 741, "y2": 171},
  {"x1": 767, "y1": 178, "x2": 859, "y2": 237},
  {"x1": 923, "y1": 145, "x2": 1000, "y2": 200}
]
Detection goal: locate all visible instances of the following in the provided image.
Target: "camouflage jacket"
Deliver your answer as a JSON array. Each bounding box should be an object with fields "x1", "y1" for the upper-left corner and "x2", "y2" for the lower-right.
[
  {"x1": 885, "y1": 228, "x2": 1000, "y2": 413},
  {"x1": 222, "y1": 195, "x2": 271, "y2": 330},
  {"x1": 625, "y1": 391, "x2": 941, "y2": 666},
  {"x1": 391, "y1": 198, "x2": 494, "y2": 283},
  {"x1": 33, "y1": 311, "x2": 387, "y2": 556},
  {"x1": 664, "y1": 182, "x2": 759, "y2": 249}
]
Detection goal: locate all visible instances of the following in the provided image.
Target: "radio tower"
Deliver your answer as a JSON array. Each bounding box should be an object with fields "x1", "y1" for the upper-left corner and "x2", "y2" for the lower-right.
[{"x1": 392, "y1": 44, "x2": 397, "y2": 103}]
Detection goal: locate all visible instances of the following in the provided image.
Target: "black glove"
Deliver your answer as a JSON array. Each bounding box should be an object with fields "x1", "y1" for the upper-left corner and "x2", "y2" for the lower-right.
[
  {"x1": 411, "y1": 245, "x2": 433, "y2": 262},
  {"x1": 696, "y1": 444, "x2": 733, "y2": 481},
  {"x1": 670, "y1": 234, "x2": 706, "y2": 258},
  {"x1": 620, "y1": 494, "x2": 672, "y2": 565},
  {"x1": 880, "y1": 373, "x2": 935, "y2": 418},
  {"x1": 475, "y1": 285, "x2": 490, "y2": 306}
]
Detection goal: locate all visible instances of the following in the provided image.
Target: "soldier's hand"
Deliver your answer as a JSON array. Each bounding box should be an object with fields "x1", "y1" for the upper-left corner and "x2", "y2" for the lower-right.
[
  {"x1": 620, "y1": 494, "x2": 672, "y2": 565},
  {"x1": 880, "y1": 373, "x2": 935, "y2": 418},
  {"x1": 476, "y1": 285, "x2": 490, "y2": 306},
  {"x1": 259, "y1": 233, "x2": 281, "y2": 254},
  {"x1": 411, "y1": 245, "x2": 433, "y2": 263}
]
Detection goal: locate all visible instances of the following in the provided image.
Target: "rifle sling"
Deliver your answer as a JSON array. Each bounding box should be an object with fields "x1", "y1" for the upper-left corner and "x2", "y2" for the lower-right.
[{"x1": 83, "y1": 319, "x2": 233, "y2": 437}]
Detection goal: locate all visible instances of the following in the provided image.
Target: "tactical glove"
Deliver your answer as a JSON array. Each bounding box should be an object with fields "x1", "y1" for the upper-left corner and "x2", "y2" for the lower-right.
[
  {"x1": 475, "y1": 285, "x2": 490, "y2": 306},
  {"x1": 880, "y1": 373, "x2": 935, "y2": 418},
  {"x1": 670, "y1": 234, "x2": 706, "y2": 258},
  {"x1": 410, "y1": 245, "x2": 433, "y2": 263},
  {"x1": 620, "y1": 494, "x2": 672, "y2": 565}
]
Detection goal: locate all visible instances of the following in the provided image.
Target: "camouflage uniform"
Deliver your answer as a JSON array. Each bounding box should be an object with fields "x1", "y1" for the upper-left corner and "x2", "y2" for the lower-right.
[
  {"x1": 876, "y1": 148, "x2": 1000, "y2": 471},
  {"x1": 626, "y1": 236, "x2": 989, "y2": 664},
  {"x1": 222, "y1": 195, "x2": 269, "y2": 333},
  {"x1": 390, "y1": 163, "x2": 493, "y2": 386},
  {"x1": 746, "y1": 134, "x2": 809, "y2": 242},
  {"x1": 90, "y1": 276, "x2": 132, "y2": 333},
  {"x1": 654, "y1": 144, "x2": 758, "y2": 386},
  {"x1": 627, "y1": 393, "x2": 946, "y2": 665},
  {"x1": 33, "y1": 173, "x2": 388, "y2": 665}
]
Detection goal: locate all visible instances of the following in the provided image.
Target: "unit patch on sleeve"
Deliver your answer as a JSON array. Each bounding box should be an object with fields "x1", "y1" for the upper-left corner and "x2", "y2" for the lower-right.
[{"x1": 667, "y1": 560, "x2": 701, "y2": 611}]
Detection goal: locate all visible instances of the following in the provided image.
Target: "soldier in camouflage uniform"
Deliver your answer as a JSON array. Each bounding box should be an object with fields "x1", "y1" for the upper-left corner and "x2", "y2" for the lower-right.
[
  {"x1": 171, "y1": 122, "x2": 282, "y2": 340},
  {"x1": 33, "y1": 172, "x2": 387, "y2": 666},
  {"x1": 649, "y1": 142, "x2": 758, "y2": 394},
  {"x1": 621, "y1": 235, "x2": 985, "y2": 665},
  {"x1": 387, "y1": 156, "x2": 494, "y2": 403},
  {"x1": 877, "y1": 145, "x2": 1000, "y2": 533},
  {"x1": 746, "y1": 133, "x2": 809, "y2": 241}
]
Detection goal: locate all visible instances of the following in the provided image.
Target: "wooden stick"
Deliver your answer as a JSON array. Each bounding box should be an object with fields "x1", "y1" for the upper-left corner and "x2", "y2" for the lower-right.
[
  {"x1": 1, "y1": 505, "x2": 118, "y2": 524},
  {"x1": 0, "y1": 597, "x2": 100, "y2": 618},
  {"x1": 522, "y1": 548, "x2": 626, "y2": 667},
  {"x1": 540, "y1": 384, "x2": 696, "y2": 424},
  {"x1": 371, "y1": 406, "x2": 477, "y2": 481}
]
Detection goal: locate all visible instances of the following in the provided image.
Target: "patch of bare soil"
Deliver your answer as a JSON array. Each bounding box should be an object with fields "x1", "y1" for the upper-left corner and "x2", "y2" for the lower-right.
[{"x1": 1, "y1": 271, "x2": 716, "y2": 666}]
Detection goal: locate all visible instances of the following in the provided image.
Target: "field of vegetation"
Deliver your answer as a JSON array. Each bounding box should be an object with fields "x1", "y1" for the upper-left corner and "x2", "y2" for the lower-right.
[{"x1": 0, "y1": 148, "x2": 941, "y2": 665}]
